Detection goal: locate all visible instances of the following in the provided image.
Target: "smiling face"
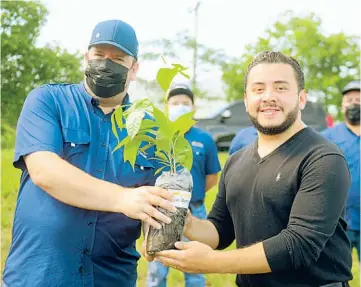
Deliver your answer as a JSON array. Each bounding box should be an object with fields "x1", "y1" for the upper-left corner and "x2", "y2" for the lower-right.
[{"x1": 244, "y1": 63, "x2": 307, "y2": 135}]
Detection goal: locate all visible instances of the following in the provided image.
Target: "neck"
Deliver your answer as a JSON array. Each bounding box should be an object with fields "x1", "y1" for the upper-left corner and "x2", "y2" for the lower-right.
[
  {"x1": 84, "y1": 79, "x2": 125, "y2": 114},
  {"x1": 345, "y1": 121, "x2": 360, "y2": 136},
  {"x1": 257, "y1": 120, "x2": 306, "y2": 158}
]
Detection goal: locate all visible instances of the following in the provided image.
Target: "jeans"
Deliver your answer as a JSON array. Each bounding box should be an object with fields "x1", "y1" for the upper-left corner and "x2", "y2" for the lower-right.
[
  {"x1": 347, "y1": 229, "x2": 360, "y2": 261},
  {"x1": 146, "y1": 202, "x2": 207, "y2": 287}
]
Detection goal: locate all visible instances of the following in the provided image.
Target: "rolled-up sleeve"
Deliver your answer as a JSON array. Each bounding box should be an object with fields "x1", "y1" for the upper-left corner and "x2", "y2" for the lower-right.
[
  {"x1": 263, "y1": 153, "x2": 350, "y2": 271},
  {"x1": 14, "y1": 86, "x2": 63, "y2": 170}
]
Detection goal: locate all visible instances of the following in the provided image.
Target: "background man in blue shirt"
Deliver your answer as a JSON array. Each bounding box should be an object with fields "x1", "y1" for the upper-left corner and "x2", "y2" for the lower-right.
[
  {"x1": 2, "y1": 19, "x2": 176, "y2": 287},
  {"x1": 322, "y1": 80, "x2": 360, "y2": 261},
  {"x1": 229, "y1": 126, "x2": 258, "y2": 155},
  {"x1": 146, "y1": 84, "x2": 221, "y2": 287}
]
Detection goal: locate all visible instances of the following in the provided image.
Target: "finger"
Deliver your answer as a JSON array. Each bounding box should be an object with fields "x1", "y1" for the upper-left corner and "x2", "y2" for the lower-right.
[
  {"x1": 148, "y1": 193, "x2": 177, "y2": 213},
  {"x1": 148, "y1": 186, "x2": 173, "y2": 201},
  {"x1": 155, "y1": 256, "x2": 181, "y2": 268},
  {"x1": 156, "y1": 249, "x2": 183, "y2": 259},
  {"x1": 143, "y1": 205, "x2": 172, "y2": 224},
  {"x1": 139, "y1": 213, "x2": 162, "y2": 230},
  {"x1": 174, "y1": 241, "x2": 191, "y2": 250}
]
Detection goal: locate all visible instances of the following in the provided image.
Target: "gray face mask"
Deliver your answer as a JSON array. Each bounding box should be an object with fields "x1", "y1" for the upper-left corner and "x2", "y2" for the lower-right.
[
  {"x1": 345, "y1": 104, "x2": 360, "y2": 125},
  {"x1": 85, "y1": 58, "x2": 129, "y2": 98}
]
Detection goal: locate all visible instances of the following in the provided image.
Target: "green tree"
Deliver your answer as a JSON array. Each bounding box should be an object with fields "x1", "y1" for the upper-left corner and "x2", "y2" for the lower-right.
[
  {"x1": 1, "y1": 0, "x2": 83, "y2": 126},
  {"x1": 221, "y1": 11, "x2": 360, "y2": 118}
]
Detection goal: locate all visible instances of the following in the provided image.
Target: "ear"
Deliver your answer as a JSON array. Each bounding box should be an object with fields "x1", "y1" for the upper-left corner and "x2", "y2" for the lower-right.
[
  {"x1": 129, "y1": 61, "x2": 139, "y2": 81},
  {"x1": 298, "y1": 89, "x2": 307, "y2": 110},
  {"x1": 244, "y1": 92, "x2": 248, "y2": 112}
]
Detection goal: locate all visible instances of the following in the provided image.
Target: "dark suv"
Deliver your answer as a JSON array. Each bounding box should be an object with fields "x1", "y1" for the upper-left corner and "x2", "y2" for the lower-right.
[{"x1": 195, "y1": 100, "x2": 328, "y2": 150}]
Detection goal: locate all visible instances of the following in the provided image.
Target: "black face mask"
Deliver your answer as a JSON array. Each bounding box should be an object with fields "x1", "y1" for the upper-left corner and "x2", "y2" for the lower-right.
[
  {"x1": 85, "y1": 58, "x2": 129, "y2": 98},
  {"x1": 345, "y1": 104, "x2": 360, "y2": 125}
]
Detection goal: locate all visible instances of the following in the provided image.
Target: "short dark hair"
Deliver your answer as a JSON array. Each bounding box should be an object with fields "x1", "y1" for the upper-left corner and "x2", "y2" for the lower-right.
[
  {"x1": 167, "y1": 84, "x2": 194, "y2": 103},
  {"x1": 244, "y1": 51, "x2": 305, "y2": 92}
]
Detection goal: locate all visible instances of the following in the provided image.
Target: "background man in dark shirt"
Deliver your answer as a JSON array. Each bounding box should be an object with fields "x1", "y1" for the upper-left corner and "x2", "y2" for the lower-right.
[
  {"x1": 148, "y1": 51, "x2": 352, "y2": 287},
  {"x1": 322, "y1": 80, "x2": 360, "y2": 261}
]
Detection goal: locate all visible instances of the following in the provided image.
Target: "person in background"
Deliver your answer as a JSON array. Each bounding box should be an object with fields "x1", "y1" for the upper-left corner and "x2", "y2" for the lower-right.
[
  {"x1": 146, "y1": 83, "x2": 221, "y2": 287},
  {"x1": 322, "y1": 80, "x2": 360, "y2": 261},
  {"x1": 228, "y1": 126, "x2": 258, "y2": 155},
  {"x1": 148, "y1": 51, "x2": 352, "y2": 287},
  {"x1": 2, "y1": 19, "x2": 176, "y2": 287}
]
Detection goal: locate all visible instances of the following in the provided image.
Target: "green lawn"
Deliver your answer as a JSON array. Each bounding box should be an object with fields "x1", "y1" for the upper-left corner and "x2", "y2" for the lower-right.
[{"x1": 1, "y1": 149, "x2": 359, "y2": 286}]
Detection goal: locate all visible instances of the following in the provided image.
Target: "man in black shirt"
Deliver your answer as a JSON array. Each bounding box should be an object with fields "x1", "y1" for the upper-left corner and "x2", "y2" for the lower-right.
[{"x1": 150, "y1": 51, "x2": 353, "y2": 287}]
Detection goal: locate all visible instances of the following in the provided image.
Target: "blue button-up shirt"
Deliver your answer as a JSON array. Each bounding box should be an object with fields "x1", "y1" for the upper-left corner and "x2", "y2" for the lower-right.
[
  {"x1": 322, "y1": 123, "x2": 360, "y2": 231},
  {"x1": 185, "y1": 127, "x2": 221, "y2": 202},
  {"x1": 229, "y1": 126, "x2": 258, "y2": 156},
  {"x1": 3, "y1": 82, "x2": 156, "y2": 287}
]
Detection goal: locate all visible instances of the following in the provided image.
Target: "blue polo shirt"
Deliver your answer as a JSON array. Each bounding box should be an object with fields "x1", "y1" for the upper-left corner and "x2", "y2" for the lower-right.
[
  {"x1": 185, "y1": 127, "x2": 221, "y2": 202},
  {"x1": 322, "y1": 123, "x2": 360, "y2": 231},
  {"x1": 229, "y1": 126, "x2": 258, "y2": 155},
  {"x1": 3, "y1": 82, "x2": 156, "y2": 287}
]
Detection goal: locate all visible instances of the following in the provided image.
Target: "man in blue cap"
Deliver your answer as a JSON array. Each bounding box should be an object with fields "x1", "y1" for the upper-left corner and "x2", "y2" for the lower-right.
[
  {"x1": 322, "y1": 80, "x2": 360, "y2": 261},
  {"x1": 2, "y1": 19, "x2": 176, "y2": 287},
  {"x1": 145, "y1": 83, "x2": 221, "y2": 287}
]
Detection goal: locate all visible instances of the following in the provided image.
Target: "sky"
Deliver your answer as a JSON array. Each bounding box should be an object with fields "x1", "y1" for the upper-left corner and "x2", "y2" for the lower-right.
[{"x1": 37, "y1": 0, "x2": 360, "y2": 114}]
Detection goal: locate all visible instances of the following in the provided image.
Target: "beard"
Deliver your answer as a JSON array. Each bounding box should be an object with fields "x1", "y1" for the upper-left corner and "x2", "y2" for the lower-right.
[{"x1": 249, "y1": 103, "x2": 299, "y2": 135}]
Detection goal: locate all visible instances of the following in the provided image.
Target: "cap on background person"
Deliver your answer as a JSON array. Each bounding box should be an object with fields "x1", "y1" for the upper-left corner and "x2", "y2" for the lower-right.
[
  {"x1": 342, "y1": 80, "x2": 360, "y2": 95},
  {"x1": 88, "y1": 19, "x2": 139, "y2": 59},
  {"x1": 167, "y1": 83, "x2": 194, "y2": 103}
]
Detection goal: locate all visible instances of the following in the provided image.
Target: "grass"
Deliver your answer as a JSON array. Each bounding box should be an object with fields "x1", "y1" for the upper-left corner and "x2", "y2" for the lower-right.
[{"x1": 1, "y1": 149, "x2": 359, "y2": 286}]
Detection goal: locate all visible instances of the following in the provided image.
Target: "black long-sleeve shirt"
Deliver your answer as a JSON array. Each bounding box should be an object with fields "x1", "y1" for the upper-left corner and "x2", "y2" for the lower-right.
[{"x1": 208, "y1": 127, "x2": 353, "y2": 287}]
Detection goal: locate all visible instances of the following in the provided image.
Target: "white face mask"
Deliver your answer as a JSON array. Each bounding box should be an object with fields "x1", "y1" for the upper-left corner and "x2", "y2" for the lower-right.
[{"x1": 168, "y1": 105, "x2": 192, "y2": 121}]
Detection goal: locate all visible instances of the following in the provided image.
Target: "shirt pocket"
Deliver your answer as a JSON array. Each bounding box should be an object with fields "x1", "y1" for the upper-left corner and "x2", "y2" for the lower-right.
[
  {"x1": 118, "y1": 154, "x2": 156, "y2": 187},
  {"x1": 62, "y1": 128, "x2": 90, "y2": 168}
]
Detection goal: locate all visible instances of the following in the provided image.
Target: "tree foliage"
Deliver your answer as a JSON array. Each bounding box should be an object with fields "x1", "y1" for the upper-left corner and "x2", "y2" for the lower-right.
[
  {"x1": 1, "y1": 1, "x2": 83, "y2": 126},
  {"x1": 221, "y1": 11, "x2": 360, "y2": 118}
]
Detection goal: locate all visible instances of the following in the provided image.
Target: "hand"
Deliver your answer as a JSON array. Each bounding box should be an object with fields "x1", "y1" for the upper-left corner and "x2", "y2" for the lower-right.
[
  {"x1": 154, "y1": 241, "x2": 217, "y2": 274},
  {"x1": 118, "y1": 186, "x2": 177, "y2": 229}
]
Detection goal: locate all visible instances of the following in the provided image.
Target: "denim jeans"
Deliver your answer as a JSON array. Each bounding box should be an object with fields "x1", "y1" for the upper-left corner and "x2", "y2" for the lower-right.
[
  {"x1": 347, "y1": 229, "x2": 360, "y2": 261},
  {"x1": 146, "y1": 202, "x2": 207, "y2": 287}
]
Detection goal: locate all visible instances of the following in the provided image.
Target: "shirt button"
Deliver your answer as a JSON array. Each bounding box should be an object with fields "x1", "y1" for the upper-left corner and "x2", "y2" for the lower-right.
[
  {"x1": 78, "y1": 266, "x2": 83, "y2": 272},
  {"x1": 103, "y1": 118, "x2": 108, "y2": 123},
  {"x1": 87, "y1": 221, "x2": 93, "y2": 227},
  {"x1": 101, "y1": 143, "x2": 106, "y2": 147},
  {"x1": 97, "y1": 169, "x2": 103, "y2": 173}
]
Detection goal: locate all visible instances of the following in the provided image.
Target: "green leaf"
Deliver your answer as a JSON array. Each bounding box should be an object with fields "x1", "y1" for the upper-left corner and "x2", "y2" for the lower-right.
[
  {"x1": 124, "y1": 139, "x2": 141, "y2": 169},
  {"x1": 174, "y1": 136, "x2": 193, "y2": 171},
  {"x1": 114, "y1": 107, "x2": 124, "y2": 132},
  {"x1": 139, "y1": 143, "x2": 155, "y2": 153},
  {"x1": 125, "y1": 98, "x2": 152, "y2": 115},
  {"x1": 172, "y1": 110, "x2": 197, "y2": 135},
  {"x1": 153, "y1": 106, "x2": 174, "y2": 138},
  {"x1": 111, "y1": 113, "x2": 119, "y2": 143},
  {"x1": 156, "y1": 67, "x2": 178, "y2": 92},
  {"x1": 154, "y1": 165, "x2": 167, "y2": 176},
  {"x1": 155, "y1": 150, "x2": 169, "y2": 162},
  {"x1": 139, "y1": 119, "x2": 158, "y2": 130},
  {"x1": 134, "y1": 134, "x2": 156, "y2": 144},
  {"x1": 126, "y1": 111, "x2": 145, "y2": 140},
  {"x1": 112, "y1": 137, "x2": 130, "y2": 153}
]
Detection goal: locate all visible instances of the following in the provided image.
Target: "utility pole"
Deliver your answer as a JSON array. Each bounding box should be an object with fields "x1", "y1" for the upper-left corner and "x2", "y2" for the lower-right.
[{"x1": 191, "y1": 1, "x2": 201, "y2": 91}]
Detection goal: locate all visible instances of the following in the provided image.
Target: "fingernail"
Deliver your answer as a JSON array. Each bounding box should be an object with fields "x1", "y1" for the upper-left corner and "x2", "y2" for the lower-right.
[
  {"x1": 172, "y1": 206, "x2": 177, "y2": 212},
  {"x1": 156, "y1": 224, "x2": 162, "y2": 230},
  {"x1": 166, "y1": 218, "x2": 172, "y2": 224}
]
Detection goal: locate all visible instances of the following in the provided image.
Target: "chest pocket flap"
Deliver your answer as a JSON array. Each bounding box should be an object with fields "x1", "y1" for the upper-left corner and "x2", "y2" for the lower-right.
[{"x1": 62, "y1": 128, "x2": 90, "y2": 158}]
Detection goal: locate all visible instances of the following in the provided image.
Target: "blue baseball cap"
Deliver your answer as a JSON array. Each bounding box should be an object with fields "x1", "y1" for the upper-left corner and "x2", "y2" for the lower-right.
[{"x1": 88, "y1": 19, "x2": 139, "y2": 59}]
